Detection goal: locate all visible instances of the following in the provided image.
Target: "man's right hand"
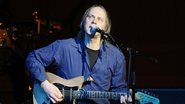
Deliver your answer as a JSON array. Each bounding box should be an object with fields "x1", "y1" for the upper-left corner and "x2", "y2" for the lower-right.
[{"x1": 41, "y1": 80, "x2": 63, "y2": 103}]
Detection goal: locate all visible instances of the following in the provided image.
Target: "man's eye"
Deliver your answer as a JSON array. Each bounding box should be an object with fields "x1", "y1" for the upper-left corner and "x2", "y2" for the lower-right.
[
  {"x1": 87, "y1": 15, "x2": 95, "y2": 21},
  {"x1": 97, "y1": 17, "x2": 103, "y2": 22},
  {"x1": 88, "y1": 15, "x2": 93, "y2": 19}
]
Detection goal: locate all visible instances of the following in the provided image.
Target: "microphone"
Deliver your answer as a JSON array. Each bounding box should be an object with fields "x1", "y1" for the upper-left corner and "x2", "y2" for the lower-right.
[
  {"x1": 96, "y1": 28, "x2": 109, "y2": 39},
  {"x1": 90, "y1": 26, "x2": 120, "y2": 49},
  {"x1": 90, "y1": 26, "x2": 109, "y2": 39}
]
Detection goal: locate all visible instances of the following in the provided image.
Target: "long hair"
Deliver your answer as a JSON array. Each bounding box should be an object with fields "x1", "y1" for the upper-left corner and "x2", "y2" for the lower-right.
[{"x1": 77, "y1": 4, "x2": 111, "y2": 39}]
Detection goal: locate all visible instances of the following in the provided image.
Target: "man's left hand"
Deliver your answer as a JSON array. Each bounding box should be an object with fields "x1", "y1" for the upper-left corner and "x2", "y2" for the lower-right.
[{"x1": 120, "y1": 94, "x2": 132, "y2": 104}]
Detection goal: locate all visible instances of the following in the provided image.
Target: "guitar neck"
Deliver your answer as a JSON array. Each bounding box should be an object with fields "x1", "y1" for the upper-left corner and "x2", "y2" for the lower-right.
[{"x1": 71, "y1": 90, "x2": 124, "y2": 100}]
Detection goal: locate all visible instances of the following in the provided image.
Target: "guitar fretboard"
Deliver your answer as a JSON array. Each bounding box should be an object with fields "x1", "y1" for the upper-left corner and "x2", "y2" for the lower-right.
[{"x1": 72, "y1": 90, "x2": 124, "y2": 100}]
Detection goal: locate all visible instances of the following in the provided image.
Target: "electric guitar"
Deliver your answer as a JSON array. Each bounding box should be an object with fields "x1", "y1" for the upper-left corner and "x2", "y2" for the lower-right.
[{"x1": 33, "y1": 72, "x2": 160, "y2": 104}]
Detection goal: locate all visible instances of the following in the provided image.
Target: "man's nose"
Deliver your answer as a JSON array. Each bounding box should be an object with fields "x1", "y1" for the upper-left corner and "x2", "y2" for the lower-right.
[{"x1": 91, "y1": 18, "x2": 97, "y2": 24}]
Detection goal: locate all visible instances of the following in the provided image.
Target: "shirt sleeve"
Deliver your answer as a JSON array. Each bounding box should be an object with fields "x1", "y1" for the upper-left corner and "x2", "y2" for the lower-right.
[
  {"x1": 110, "y1": 50, "x2": 128, "y2": 93},
  {"x1": 25, "y1": 40, "x2": 60, "y2": 82}
]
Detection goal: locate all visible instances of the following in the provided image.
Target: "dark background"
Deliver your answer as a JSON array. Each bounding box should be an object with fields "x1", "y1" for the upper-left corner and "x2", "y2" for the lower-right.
[{"x1": 0, "y1": 0, "x2": 185, "y2": 103}]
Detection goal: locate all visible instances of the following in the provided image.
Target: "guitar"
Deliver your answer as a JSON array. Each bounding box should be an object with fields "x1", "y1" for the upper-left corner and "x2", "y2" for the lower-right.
[{"x1": 33, "y1": 72, "x2": 160, "y2": 104}]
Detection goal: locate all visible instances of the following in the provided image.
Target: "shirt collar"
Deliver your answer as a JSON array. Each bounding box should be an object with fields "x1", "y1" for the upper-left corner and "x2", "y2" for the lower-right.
[
  {"x1": 73, "y1": 37, "x2": 110, "y2": 55},
  {"x1": 72, "y1": 37, "x2": 84, "y2": 54}
]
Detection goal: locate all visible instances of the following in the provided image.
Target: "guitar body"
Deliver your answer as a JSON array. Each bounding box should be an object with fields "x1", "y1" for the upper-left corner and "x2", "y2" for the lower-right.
[
  {"x1": 33, "y1": 83, "x2": 79, "y2": 104},
  {"x1": 33, "y1": 72, "x2": 85, "y2": 104}
]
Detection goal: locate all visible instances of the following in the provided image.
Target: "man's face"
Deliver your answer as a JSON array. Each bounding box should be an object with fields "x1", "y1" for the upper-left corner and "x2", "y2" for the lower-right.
[{"x1": 84, "y1": 7, "x2": 107, "y2": 38}]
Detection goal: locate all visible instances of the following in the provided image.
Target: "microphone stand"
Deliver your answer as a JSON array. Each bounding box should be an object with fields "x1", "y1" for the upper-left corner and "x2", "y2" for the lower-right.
[
  {"x1": 103, "y1": 33, "x2": 158, "y2": 104},
  {"x1": 127, "y1": 47, "x2": 136, "y2": 104},
  {"x1": 102, "y1": 34, "x2": 136, "y2": 104}
]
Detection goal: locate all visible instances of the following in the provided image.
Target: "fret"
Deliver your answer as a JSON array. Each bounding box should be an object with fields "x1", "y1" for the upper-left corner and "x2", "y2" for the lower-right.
[
  {"x1": 111, "y1": 92, "x2": 118, "y2": 100},
  {"x1": 98, "y1": 91, "x2": 104, "y2": 98},
  {"x1": 104, "y1": 92, "x2": 110, "y2": 99},
  {"x1": 90, "y1": 91, "x2": 96, "y2": 99},
  {"x1": 87, "y1": 91, "x2": 90, "y2": 99}
]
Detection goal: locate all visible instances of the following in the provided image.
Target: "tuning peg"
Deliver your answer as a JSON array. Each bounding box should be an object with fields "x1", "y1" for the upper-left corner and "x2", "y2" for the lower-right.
[
  {"x1": 144, "y1": 90, "x2": 147, "y2": 94},
  {"x1": 147, "y1": 91, "x2": 150, "y2": 95}
]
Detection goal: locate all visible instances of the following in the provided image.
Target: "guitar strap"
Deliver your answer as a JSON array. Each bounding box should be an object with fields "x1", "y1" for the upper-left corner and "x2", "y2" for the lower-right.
[{"x1": 80, "y1": 41, "x2": 86, "y2": 76}]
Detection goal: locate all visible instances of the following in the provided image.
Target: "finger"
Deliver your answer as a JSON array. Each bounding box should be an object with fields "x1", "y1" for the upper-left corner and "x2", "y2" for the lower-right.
[
  {"x1": 125, "y1": 95, "x2": 128, "y2": 100},
  {"x1": 129, "y1": 89, "x2": 132, "y2": 95},
  {"x1": 128, "y1": 95, "x2": 132, "y2": 102},
  {"x1": 55, "y1": 87, "x2": 63, "y2": 99},
  {"x1": 120, "y1": 96, "x2": 126, "y2": 104},
  {"x1": 54, "y1": 93, "x2": 63, "y2": 102},
  {"x1": 50, "y1": 93, "x2": 62, "y2": 102},
  {"x1": 54, "y1": 89, "x2": 63, "y2": 101},
  {"x1": 49, "y1": 96, "x2": 56, "y2": 103}
]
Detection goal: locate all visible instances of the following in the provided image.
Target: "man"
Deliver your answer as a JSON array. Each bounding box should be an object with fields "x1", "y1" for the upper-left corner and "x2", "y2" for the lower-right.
[{"x1": 26, "y1": 5, "x2": 131, "y2": 104}]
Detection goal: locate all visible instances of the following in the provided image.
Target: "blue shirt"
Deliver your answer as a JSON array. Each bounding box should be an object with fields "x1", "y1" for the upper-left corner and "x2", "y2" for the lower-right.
[{"x1": 26, "y1": 38, "x2": 128, "y2": 104}]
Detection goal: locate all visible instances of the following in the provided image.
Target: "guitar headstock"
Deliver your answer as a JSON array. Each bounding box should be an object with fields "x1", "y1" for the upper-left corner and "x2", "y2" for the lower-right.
[{"x1": 135, "y1": 91, "x2": 160, "y2": 104}]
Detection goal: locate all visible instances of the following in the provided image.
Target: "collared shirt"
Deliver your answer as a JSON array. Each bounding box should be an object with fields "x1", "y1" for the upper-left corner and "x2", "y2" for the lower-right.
[{"x1": 26, "y1": 38, "x2": 128, "y2": 104}]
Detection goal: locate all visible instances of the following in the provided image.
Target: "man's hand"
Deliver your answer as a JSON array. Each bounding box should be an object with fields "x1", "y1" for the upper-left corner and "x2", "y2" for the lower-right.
[
  {"x1": 120, "y1": 89, "x2": 132, "y2": 104},
  {"x1": 120, "y1": 95, "x2": 132, "y2": 104},
  {"x1": 41, "y1": 80, "x2": 63, "y2": 103}
]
